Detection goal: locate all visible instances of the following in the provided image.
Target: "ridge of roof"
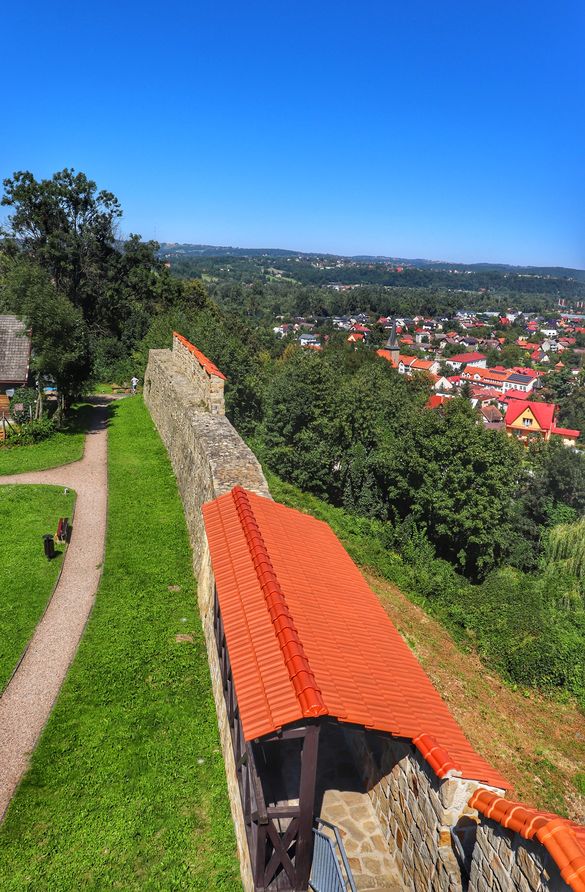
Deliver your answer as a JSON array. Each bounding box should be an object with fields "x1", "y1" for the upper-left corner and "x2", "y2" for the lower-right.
[
  {"x1": 413, "y1": 733, "x2": 462, "y2": 778},
  {"x1": 231, "y1": 486, "x2": 327, "y2": 720},
  {"x1": 469, "y1": 789, "x2": 585, "y2": 892},
  {"x1": 173, "y1": 332, "x2": 227, "y2": 380}
]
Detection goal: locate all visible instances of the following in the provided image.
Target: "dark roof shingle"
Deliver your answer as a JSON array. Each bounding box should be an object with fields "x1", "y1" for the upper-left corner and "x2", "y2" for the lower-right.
[{"x1": 0, "y1": 315, "x2": 31, "y2": 385}]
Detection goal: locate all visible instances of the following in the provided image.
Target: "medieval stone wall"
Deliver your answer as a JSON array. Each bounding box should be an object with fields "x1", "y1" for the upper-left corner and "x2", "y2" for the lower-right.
[
  {"x1": 469, "y1": 822, "x2": 570, "y2": 892},
  {"x1": 345, "y1": 730, "x2": 573, "y2": 892},
  {"x1": 172, "y1": 333, "x2": 226, "y2": 415},
  {"x1": 144, "y1": 346, "x2": 270, "y2": 573}
]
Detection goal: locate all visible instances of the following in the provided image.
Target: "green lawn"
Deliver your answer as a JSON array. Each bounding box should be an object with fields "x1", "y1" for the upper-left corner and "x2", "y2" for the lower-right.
[
  {"x1": 0, "y1": 397, "x2": 240, "y2": 890},
  {"x1": 0, "y1": 486, "x2": 75, "y2": 692},
  {"x1": 0, "y1": 404, "x2": 94, "y2": 475}
]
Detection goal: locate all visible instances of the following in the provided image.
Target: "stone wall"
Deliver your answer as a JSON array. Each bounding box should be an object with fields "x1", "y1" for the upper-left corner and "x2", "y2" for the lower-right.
[
  {"x1": 144, "y1": 346, "x2": 270, "y2": 573},
  {"x1": 345, "y1": 729, "x2": 574, "y2": 892},
  {"x1": 171, "y1": 332, "x2": 225, "y2": 415},
  {"x1": 345, "y1": 728, "x2": 484, "y2": 892},
  {"x1": 469, "y1": 821, "x2": 570, "y2": 892}
]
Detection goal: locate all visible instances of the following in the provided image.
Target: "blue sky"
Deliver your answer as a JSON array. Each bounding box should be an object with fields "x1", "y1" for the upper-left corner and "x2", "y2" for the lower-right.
[{"x1": 1, "y1": 0, "x2": 583, "y2": 267}]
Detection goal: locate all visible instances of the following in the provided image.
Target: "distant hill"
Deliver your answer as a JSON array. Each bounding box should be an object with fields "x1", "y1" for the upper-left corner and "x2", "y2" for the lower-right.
[{"x1": 158, "y1": 244, "x2": 585, "y2": 282}]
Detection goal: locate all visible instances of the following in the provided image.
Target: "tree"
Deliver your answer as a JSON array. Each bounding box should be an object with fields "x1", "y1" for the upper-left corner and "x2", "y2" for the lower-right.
[
  {"x1": 1, "y1": 169, "x2": 121, "y2": 321},
  {"x1": 2, "y1": 261, "x2": 91, "y2": 419}
]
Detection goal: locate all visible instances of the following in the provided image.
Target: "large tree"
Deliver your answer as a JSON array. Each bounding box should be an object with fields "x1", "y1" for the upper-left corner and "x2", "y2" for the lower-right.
[
  {"x1": 1, "y1": 261, "x2": 91, "y2": 418},
  {"x1": 1, "y1": 169, "x2": 121, "y2": 323}
]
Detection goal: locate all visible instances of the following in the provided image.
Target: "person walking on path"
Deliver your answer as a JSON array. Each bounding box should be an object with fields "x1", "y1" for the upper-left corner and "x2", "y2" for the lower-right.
[{"x1": 131, "y1": 375, "x2": 139, "y2": 395}]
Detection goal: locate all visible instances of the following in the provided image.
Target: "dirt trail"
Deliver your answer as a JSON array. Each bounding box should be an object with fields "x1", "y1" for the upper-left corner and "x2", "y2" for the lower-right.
[
  {"x1": 365, "y1": 570, "x2": 585, "y2": 822},
  {"x1": 0, "y1": 400, "x2": 109, "y2": 821}
]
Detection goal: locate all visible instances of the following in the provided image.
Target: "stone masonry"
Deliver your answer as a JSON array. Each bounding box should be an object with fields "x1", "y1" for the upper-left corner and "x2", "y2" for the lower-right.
[{"x1": 144, "y1": 343, "x2": 270, "y2": 573}]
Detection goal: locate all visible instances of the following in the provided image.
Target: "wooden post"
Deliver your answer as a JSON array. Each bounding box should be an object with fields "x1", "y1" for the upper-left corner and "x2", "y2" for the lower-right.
[{"x1": 294, "y1": 724, "x2": 320, "y2": 891}]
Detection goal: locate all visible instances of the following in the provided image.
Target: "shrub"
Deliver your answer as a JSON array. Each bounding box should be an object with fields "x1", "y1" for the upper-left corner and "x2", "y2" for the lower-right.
[
  {"x1": 5, "y1": 417, "x2": 56, "y2": 446},
  {"x1": 9, "y1": 388, "x2": 37, "y2": 424}
]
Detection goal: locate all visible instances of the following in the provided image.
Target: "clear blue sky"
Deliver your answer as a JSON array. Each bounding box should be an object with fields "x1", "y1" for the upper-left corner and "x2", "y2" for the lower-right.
[{"x1": 1, "y1": 0, "x2": 583, "y2": 267}]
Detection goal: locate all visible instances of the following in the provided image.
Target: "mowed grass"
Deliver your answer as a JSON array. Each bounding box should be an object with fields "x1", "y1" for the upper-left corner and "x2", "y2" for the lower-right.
[
  {"x1": 0, "y1": 485, "x2": 75, "y2": 691},
  {"x1": 0, "y1": 397, "x2": 241, "y2": 891},
  {"x1": 0, "y1": 403, "x2": 94, "y2": 475}
]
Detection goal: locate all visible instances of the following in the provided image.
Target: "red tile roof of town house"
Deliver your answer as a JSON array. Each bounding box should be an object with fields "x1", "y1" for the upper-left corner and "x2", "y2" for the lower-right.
[
  {"x1": 426, "y1": 394, "x2": 449, "y2": 409},
  {"x1": 347, "y1": 332, "x2": 365, "y2": 342},
  {"x1": 173, "y1": 332, "x2": 227, "y2": 380},
  {"x1": 471, "y1": 387, "x2": 501, "y2": 402},
  {"x1": 202, "y1": 486, "x2": 509, "y2": 788},
  {"x1": 504, "y1": 400, "x2": 556, "y2": 431},
  {"x1": 446, "y1": 352, "x2": 486, "y2": 364},
  {"x1": 462, "y1": 367, "x2": 509, "y2": 384},
  {"x1": 351, "y1": 324, "x2": 370, "y2": 333},
  {"x1": 552, "y1": 426, "x2": 580, "y2": 439},
  {"x1": 410, "y1": 359, "x2": 437, "y2": 371},
  {"x1": 501, "y1": 389, "x2": 534, "y2": 401},
  {"x1": 511, "y1": 366, "x2": 539, "y2": 378},
  {"x1": 469, "y1": 789, "x2": 585, "y2": 892}
]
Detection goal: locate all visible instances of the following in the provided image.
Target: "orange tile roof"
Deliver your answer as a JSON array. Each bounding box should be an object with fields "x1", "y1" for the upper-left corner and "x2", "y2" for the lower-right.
[
  {"x1": 202, "y1": 487, "x2": 509, "y2": 788},
  {"x1": 470, "y1": 789, "x2": 585, "y2": 892},
  {"x1": 173, "y1": 332, "x2": 227, "y2": 380}
]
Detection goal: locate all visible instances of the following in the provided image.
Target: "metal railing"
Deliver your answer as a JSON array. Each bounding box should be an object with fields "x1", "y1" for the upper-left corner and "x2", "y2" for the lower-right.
[{"x1": 309, "y1": 819, "x2": 356, "y2": 892}]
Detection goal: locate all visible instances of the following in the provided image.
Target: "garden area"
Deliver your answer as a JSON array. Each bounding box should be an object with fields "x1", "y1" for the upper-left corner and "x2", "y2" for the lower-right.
[
  {"x1": 0, "y1": 397, "x2": 240, "y2": 890},
  {"x1": 0, "y1": 402, "x2": 94, "y2": 475},
  {"x1": 0, "y1": 486, "x2": 75, "y2": 692}
]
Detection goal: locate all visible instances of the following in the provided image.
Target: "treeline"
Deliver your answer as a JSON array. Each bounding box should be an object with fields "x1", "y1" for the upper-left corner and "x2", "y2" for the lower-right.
[
  {"x1": 207, "y1": 279, "x2": 558, "y2": 319},
  {"x1": 168, "y1": 253, "x2": 585, "y2": 302}
]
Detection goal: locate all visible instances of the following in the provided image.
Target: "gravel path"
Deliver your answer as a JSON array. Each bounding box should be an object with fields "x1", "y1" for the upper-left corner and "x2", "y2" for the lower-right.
[{"x1": 0, "y1": 400, "x2": 110, "y2": 821}]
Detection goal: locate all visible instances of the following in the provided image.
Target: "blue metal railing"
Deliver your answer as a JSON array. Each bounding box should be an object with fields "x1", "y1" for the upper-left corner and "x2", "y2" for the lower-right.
[{"x1": 309, "y1": 819, "x2": 357, "y2": 892}]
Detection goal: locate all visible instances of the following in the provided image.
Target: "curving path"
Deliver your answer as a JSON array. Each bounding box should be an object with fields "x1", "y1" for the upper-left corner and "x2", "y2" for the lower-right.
[{"x1": 0, "y1": 399, "x2": 110, "y2": 821}]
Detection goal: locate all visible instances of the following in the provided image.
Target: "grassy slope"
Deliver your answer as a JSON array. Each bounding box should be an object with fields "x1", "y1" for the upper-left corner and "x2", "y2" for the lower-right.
[
  {"x1": 267, "y1": 471, "x2": 585, "y2": 822},
  {"x1": 0, "y1": 486, "x2": 75, "y2": 691},
  {"x1": 0, "y1": 404, "x2": 93, "y2": 475},
  {"x1": 0, "y1": 397, "x2": 240, "y2": 891}
]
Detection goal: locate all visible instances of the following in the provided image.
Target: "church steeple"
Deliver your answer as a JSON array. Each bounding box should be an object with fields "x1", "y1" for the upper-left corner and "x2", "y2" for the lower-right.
[{"x1": 385, "y1": 319, "x2": 399, "y2": 365}]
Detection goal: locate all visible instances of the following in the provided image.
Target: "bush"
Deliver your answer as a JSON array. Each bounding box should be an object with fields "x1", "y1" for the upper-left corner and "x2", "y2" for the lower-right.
[
  {"x1": 4, "y1": 417, "x2": 56, "y2": 446},
  {"x1": 9, "y1": 388, "x2": 37, "y2": 424}
]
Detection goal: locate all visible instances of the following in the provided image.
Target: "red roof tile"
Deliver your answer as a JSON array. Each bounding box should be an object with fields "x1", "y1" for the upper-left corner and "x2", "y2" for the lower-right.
[
  {"x1": 203, "y1": 487, "x2": 509, "y2": 788},
  {"x1": 552, "y1": 426, "x2": 580, "y2": 439},
  {"x1": 470, "y1": 789, "x2": 585, "y2": 892},
  {"x1": 173, "y1": 332, "x2": 227, "y2": 380},
  {"x1": 446, "y1": 352, "x2": 486, "y2": 363}
]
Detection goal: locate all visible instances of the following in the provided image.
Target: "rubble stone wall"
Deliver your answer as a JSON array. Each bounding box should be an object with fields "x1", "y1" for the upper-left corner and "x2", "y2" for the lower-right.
[
  {"x1": 144, "y1": 347, "x2": 270, "y2": 573},
  {"x1": 345, "y1": 729, "x2": 572, "y2": 892}
]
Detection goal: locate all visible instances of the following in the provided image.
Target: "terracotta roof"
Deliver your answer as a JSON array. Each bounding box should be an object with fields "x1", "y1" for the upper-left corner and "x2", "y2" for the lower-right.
[
  {"x1": 469, "y1": 789, "x2": 585, "y2": 892},
  {"x1": 426, "y1": 394, "x2": 448, "y2": 409},
  {"x1": 0, "y1": 315, "x2": 31, "y2": 385},
  {"x1": 552, "y1": 426, "x2": 580, "y2": 439},
  {"x1": 173, "y1": 332, "x2": 227, "y2": 380},
  {"x1": 410, "y1": 358, "x2": 436, "y2": 371},
  {"x1": 446, "y1": 352, "x2": 486, "y2": 363},
  {"x1": 203, "y1": 487, "x2": 509, "y2": 788},
  {"x1": 503, "y1": 389, "x2": 533, "y2": 401},
  {"x1": 505, "y1": 400, "x2": 555, "y2": 430}
]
